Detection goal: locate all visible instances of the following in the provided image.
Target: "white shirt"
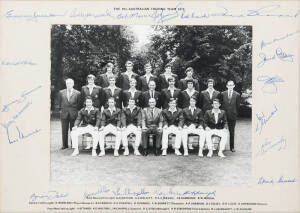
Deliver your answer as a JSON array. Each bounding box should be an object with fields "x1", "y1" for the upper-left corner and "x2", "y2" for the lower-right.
[
  {"x1": 128, "y1": 88, "x2": 136, "y2": 98},
  {"x1": 145, "y1": 74, "x2": 153, "y2": 84},
  {"x1": 168, "y1": 107, "x2": 177, "y2": 113},
  {"x1": 125, "y1": 71, "x2": 133, "y2": 79},
  {"x1": 168, "y1": 87, "x2": 175, "y2": 97},
  {"x1": 67, "y1": 88, "x2": 73, "y2": 101},
  {"x1": 185, "y1": 89, "x2": 195, "y2": 97},
  {"x1": 212, "y1": 109, "x2": 221, "y2": 124},
  {"x1": 87, "y1": 84, "x2": 95, "y2": 95},
  {"x1": 85, "y1": 106, "x2": 95, "y2": 114},
  {"x1": 128, "y1": 106, "x2": 136, "y2": 113},
  {"x1": 189, "y1": 106, "x2": 196, "y2": 114},
  {"x1": 206, "y1": 88, "x2": 215, "y2": 99},
  {"x1": 108, "y1": 107, "x2": 116, "y2": 114},
  {"x1": 108, "y1": 86, "x2": 116, "y2": 96},
  {"x1": 149, "y1": 90, "x2": 155, "y2": 98},
  {"x1": 228, "y1": 90, "x2": 233, "y2": 99},
  {"x1": 164, "y1": 73, "x2": 172, "y2": 81}
]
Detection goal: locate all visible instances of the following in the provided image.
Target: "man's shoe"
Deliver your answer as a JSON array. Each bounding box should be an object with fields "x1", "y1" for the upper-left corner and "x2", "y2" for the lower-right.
[
  {"x1": 92, "y1": 149, "x2": 97, "y2": 157},
  {"x1": 143, "y1": 150, "x2": 148, "y2": 156},
  {"x1": 61, "y1": 146, "x2": 68, "y2": 150},
  {"x1": 207, "y1": 150, "x2": 213, "y2": 158},
  {"x1": 123, "y1": 148, "x2": 129, "y2": 156},
  {"x1": 114, "y1": 150, "x2": 119, "y2": 157},
  {"x1": 134, "y1": 150, "x2": 141, "y2": 156},
  {"x1": 184, "y1": 150, "x2": 189, "y2": 156},
  {"x1": 162, "y1": 150, "x2": 167, "y2": 156},
  {"x1": 231, "y1": 149, "x2": 236, "y2": 152},
  {"x1": 98, "y1": 151, "x2": 105, "y2": 157},
  {"x1": 71, "y1": 149, "x2": 79, "y2": 156},
  {"x1": 175, "y1": 149, "x2": 182, "y2": 156},
  {"x1": 218, "y1": 152, "x2": 226, "y2": 158},
  {"x1": 198, "y1": 150, "x2": 204, "y2": 157},
  {"x1": 188, "y1": 144, "x2": 194, "y2": 150},
  {"x1": 154, "y1": 149, "x2": 160, "y2": 156}
]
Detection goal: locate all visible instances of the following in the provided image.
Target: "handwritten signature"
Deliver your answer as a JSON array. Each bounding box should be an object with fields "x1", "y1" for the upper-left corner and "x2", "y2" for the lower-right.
[
  {"x1": 256, "y1": 75, "x2": 284, "y2": 94},
  {"x1": 256, "y1": 47, "x2": 294, "y2": 68},
  {"x1": 1, "y1": 60, "x2": 37, "y2": 66},
  {"x1": 258, "y1": 176, "x2": 296, "y2": 185},
  {"x1": 30, "y1": 191, "x2": 69, "y2": 202},
  {"x1": 260, "y1": 30, "x2": 299, "y2": 50},
  {"x1": 255, "y1": 104, "x2": 278, "y2": 135},
  {"x1": 255, "y1": 136, "x2": 287, "y2": 158}
]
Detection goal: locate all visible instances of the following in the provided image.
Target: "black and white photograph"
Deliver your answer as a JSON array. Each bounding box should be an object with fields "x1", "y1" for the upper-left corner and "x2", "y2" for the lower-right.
[{"x1": 50, "y1": 25, "x2": 252, "y2": 186}]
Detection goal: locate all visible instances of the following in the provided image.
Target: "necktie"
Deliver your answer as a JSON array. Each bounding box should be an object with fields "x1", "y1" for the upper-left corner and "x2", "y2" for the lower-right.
[
  {"x1": 151, "y1": 91, "x2": 154, "y2": 98},
  {"x1": 151, "y1": 109, "x2": 154, "y2": 118}
]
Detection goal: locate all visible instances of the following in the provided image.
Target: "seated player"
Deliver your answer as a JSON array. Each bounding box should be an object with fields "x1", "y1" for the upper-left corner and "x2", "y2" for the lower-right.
[
  {"x1": 178, "y1": 67, "x2": 200, "y2": 91},
  {"x1": 141, "y1": 80, "x2": 161, "y2": 109},
  {"x1": 204, "y1": 98, "x2": 228, "y2": 158},
  {"x1": 103, "y1": 76, "x2": 122, "y2": 109},
  {"x1": 180, "y1": 79, "x2": 200, "y2": 109},
  {"x1": 121, "y1": 78, "x2": 142, "y2": 108},
  {"x1": 141, "y1": 98, "x2": 163, "y2": 156},
  {"x1": 70, "y1": 96, "x2": 100, "y2": 157},
  {"x1": 121, "y1": 98, "x2": 142, "y2": 156},
  {"x1": 99, "y1": 97, "x2": 122, "y2": 157},
  {"x1": 161, "y1": 98, "x2": 184, "y2": 156},
  {"x1": 161, "y1": 76, "x2": 181, "y2": 109},
  {"x1": 182, "y1": 97, "x2": 206, "y2": 156}
]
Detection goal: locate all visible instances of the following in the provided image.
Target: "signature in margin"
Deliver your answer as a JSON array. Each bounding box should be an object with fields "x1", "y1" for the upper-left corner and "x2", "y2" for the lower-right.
[{"x1": 256, "y1": 75, "x2": 284, "y2": 94}]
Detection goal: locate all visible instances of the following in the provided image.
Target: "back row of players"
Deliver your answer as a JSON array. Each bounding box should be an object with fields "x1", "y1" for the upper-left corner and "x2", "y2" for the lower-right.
[{"x1": 57, "y1": 61, "x2": 241, "y2": 158}]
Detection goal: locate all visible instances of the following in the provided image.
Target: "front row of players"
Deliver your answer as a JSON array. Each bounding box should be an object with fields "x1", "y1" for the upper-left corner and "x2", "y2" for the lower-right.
[{"x1": 71, "y1": 96, "x2": 228, "y2": 158}]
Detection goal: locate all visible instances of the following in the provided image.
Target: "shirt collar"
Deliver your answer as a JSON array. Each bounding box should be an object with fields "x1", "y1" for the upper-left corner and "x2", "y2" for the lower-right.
[
  {"x1": 87, "y1": 84, "x2": 95, "y2": 88},
  {"x1": 125, "y1": 71, "x2": 133, "y2": 76},
  {"x1": 144, "y1": 73, "x2": 153, "y2": 77},
  {"x1": 207, "y1": 88, "x2": 215, "y2": 93},
  {"x1": 128, "y1": 88, "x2": 136, "y2": 92},
  {"x1": 189, "y1": 106, "x2": 196, "y2": 111},
  {"x1": 212, "y1": 109, "x2": 221, "y2": 114},
  {"x1": 128, "y1": 106, "x2": 136, "y2": 110},
  {"x1": 109, "y1": 86, "x2": 116, "y2": 90},
  {"x1": 108, "y1": 107, "x2": 116, "y2": 112},
  {"x1": 85, "y1": 106, "x2": 94, "y2": 111},
  {"x1": 185, "y1": 88, "x2": 195, "y2": 93},
  {"x1": 67, "y1": 88, "x2": 73, "y2": 93},
  {"x1": 168, "y1": 107, "x2": 177, "y2": 112},
  {"x1": 168, "y1": 86, "x2": 175, "y2": 91}
]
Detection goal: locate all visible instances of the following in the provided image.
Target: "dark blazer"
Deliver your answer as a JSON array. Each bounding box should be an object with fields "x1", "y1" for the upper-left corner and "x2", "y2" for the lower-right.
[
  {"x1": 204, "y1": 109, "x2": 228, "y2": 129},
  {"x1": 141, "y1": 90, "x2": 162, "y2": 108},
  {"x1": 101, "y1": 108, "x2": 121, "y2": 127},
  {"x1": 103, "y1": 87, "x2": 122, "y2": 109},
  {"x1": 200, "y1": 90, "x2": 220, "y2": 114},
  {"x1": 57, "y1": 89, "x2": 81, "y2": 120},
  {"x1": 96, "y1": 73, "x2": 114, "y2": 88},
  {"x1": 80, "y1": 85, "x2": 104, "y2": 109},
  {"x1": 116, "y1": 72, "x2": 139, "y2": 90},
  {"x1": 162, "y1": 108, "x2": 184, "y2": 127},
  {"x1": 220, "y1": 90, "x2": 241, "y2": 120},
  {"x1": 121, "y1": 90, "x2": 143, "y2": 108},
  {"x1": 137, "y1": 74, "x2": 159, "y2": 92},
  {"x1": 121, "y1": 107, "x2": 142, "y2": 127},
  {"x1": 158, "y1": 73, "x2": 179, "y2": 90},
  {"x1": 161, "y1": 88, "x2": 181, "y2": 109},
  {"x1": 74, "y1": 107, "x2": 101, "y2": 127},
  {"x1": 179, "y1": 90, "x2": 200, "y2": 109},
  {"x1": 178, "y1": 78, "x2": 200, "y2": 91},
  {"x1": 182, "y1": 107, "x2": 205, "y2": 128},
  {"x1": 142, "y1": 107, "x2": 163, "y2": 128}
]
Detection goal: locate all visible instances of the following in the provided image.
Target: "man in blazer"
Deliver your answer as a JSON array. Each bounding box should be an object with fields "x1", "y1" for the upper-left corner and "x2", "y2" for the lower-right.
[
  {"x1": 200, "y1": 78, "x2": 220, "y2": 114},
  {"x1": 161, "y1": 98, "x2": 184, "y2": 156},
  {"x1": 103, "y1": 76, "x2": 122, "y2": 109},
  {"x1": 180, "y1": 79, "x2": 200, "y2": 109},
  {"x1": 220, "y1": 80, "x2": 241, "y2": 152},
  {"x1": 137, "y1": 63, "x2": 159, "y2": 92},
  {"x1": 141, "y1": 80, "x2": 162, "y2": 108},
  {"x1": 204, "y1": 98, "x2": 228, "y2": 158},
  {"x1": 99, "y1": 97, "x2": 122, "y2": 157},
  {"x1": 116, "y1": 60, "x2": 139, "y2": 90},
  {"x1": 161, "y1": 76, "x2": 181, "y2": 109},
  {"x1": 70, "y1": 97, "x2": 101, "y2": 156},
  {"x1": 57, "y1": 78, "x2": 81, "y2": 149},
  {"x1": 121, "y1": 98, "x2": 142, "y2": 156},
  {"x1": 158, "y1": 64, "x2": 179, "y2": 91},
  {"x1": 141, "y1": 98, "x2": 163, "y2": 156},
  {"x1": 96, "y1": 62, "x2": 115, "y2": 88},
  {"x1": 121, "y1": 78, "x2": 142, "y2": 108},
  {"x1": 182, "y1": 97, "x2": 206, "y2": 156},
  {"x1": 178, "y1": 67, "x2": 200, "y2": 91}
]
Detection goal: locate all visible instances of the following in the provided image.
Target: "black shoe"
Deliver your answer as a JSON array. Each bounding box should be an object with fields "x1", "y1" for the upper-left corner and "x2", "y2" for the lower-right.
[
  {"x1": 231, "y1": 149, "x2": 236, "y2": 152},
  {"x1": 61, "y1": 146, "x2": 68, "y2": 150},
  {"x1": 143, "y1": 149, "x2": 148, "y2": 156},
  {"x1": 154, "y1": 148, "x2": 160, "y2": 156}
]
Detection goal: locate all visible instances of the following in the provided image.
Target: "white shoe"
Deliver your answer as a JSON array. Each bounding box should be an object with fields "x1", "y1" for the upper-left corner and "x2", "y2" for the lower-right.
[
  {"x1": 98, "y1": 151, "x2": 105, "y2": 157},
  {"x1": 198, "y1": 149, "x2": 203, "y2": 157},
  {"x1": 123, "y1": 148, "x2": 129, "y2": 156},
  {"x1": 134, "y1": 150, "x2": 141, "y2": 156},
  {"x1": 92, "y1": 149, "x2": 97, "y2": 157},
  {"x1": 207, "y1": 150, "x2": 213, "y2": 158},
  {"x1": 71, "y1": 149, "x2": 79, "y2": 156},
  {"x1": 162, "y1": 150, "x2": 167, "y2": 156},
  {"x1": 175, "y1": 149, "x2": 182, "y2": 156},
  {"x1": 114, "y1": 150, "x2": 119, "y2": 157},
  {"x1": 188, "y1": 144, "x2": 194, "y2": 150},
  {"x1": 184, "y1": 150, "x2": 189, "y2": 156},
  {"x1": 218, "y1": 152, "x2": 226, "y2": 158},
  {"x1": 84, "y1": 145, "x2": 91, "y2": 150}
]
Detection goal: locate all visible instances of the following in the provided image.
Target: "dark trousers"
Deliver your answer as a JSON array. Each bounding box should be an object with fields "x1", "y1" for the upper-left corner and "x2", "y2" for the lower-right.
[
  {"x1": 227, "y1": 119, "x2": 236, "y2": 150},
  {"x1": 61, "y1": 114, "x2": 76, "y2": 148},
  {"x1": 141, "y1": 127, "x2": 162, "y2": 149}
]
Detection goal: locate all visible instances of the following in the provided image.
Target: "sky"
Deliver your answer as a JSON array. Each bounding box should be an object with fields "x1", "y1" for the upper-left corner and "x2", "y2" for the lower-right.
[{"x1": 129, "y1": 25, "x2": 154, "y2": 49}]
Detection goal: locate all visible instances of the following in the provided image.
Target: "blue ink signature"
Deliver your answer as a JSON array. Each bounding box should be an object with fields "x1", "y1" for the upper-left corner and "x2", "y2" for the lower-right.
[
  {"x1": 258, "y1": 176, "x2": 296, "y2": 185},
  {"x1": 1, "y1": 85, "x2": 42, "y2": 112},
  {"x1": 83, "y1": 186, "x2": 110, "y2": 199},
  {"x1": 4, "y1": 4, "x2": 300, "y2": 23},
  {"x1": 256, "y1": 75, "x2": 284, "y2": 94},
  {"x1": 260, "y1": 30, "x2": 299, "y2": 50},
  {"x1": 111, "y1": 187, "x2": 150, "y2": 197},
  {"x1": 153, "y1": 188, "x2": 216, "y2": 198},
  {"x1": 255, "y1": 104, "x2": 278, "y2": 135},
  {"x1": 255, "y1": 136, "x2": 287, "y2": 158},
  {"x1": 277, "y1": 176, "x2": 297, "y2": 183},
  {"x1": 256, "y1": 47, "x2": 294, "y2": 68},
  {"x1": 1, "y1": 60, "x2": 37, "y2": 66},
  {"x1": 258, "y1": 176, "x2": 275, "y2": 185},
  {"x1": 30, "y1": 191, "x2": 69, "y2": 202}
]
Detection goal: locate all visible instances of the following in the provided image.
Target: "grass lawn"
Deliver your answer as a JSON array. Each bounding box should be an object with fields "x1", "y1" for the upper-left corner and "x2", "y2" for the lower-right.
[{"x1": 50, "y1": 118, "x2": 251, "y2": 186}]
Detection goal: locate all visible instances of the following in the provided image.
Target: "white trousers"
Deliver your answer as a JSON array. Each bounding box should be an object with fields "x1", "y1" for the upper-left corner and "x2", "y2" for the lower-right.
[
  {"x1": 121, "y1": 124, "x2": 141, "y2": 148},
  {"x1": 162, "y1": 125, "x2": 182, "y2": 149},
  {"x1": 182, "y1": 125, "x2": 207, "y2": 150},
  {"x1": 71, "y1": 125, "x2": 99, "y2": 149},
  {"x1": 206, "y1": 129, "x2": 228, "y2": 151},
  {"x1": 99, "y1": 124, "x2": 121, "y2": 151}
]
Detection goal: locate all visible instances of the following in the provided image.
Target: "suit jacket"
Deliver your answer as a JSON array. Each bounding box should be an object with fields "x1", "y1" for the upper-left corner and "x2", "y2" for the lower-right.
[
  {"x1": 121, "y1": 107, "x2": 142, "y2": 127},
  {"x1": 200, "y1": 90, "x2": 220, "y2": 114},
  {"x1": 57, "y1": 89, "x2": 81, "y2": 120},
  {"x1": 141, "y1": 90, "x2": 162, "y2": 108},
  {"x1": 142, "y1": 107, "x2": 163, "y2": 128},
  {"x1": 158, "y1": 73, "x2": 179, "y2": 90},
  {"x1": 116, "y1": 72, "x2": 139, "y2": 90},
  {"x1": 161, "y1": 88, "x2": 181, "y2": 109},
  {"x1": 101, "y1": 108, "x2": 121, "y2": 127},
  {"x1": 220, "y1": 90, "x2": 241, "y2": 120},
  {"x1": 74, "y1": 107, "x2": 101, "y2": 127},
  {"x1": 178, "y1": 78, "x2": 200, "y2": 91},
  {"x1": 137, "y1": 74, "x2": 160, "y2": 92},
  {"x1": 80, "y1": 85, "x2": 104, "y2": 109},
  {"x1": 182, "y1": 107, "x2": 205, "y2": 128},
  {"x1": 103, "y1": 87, "x2": 122, "y2": 109},
  {"x1": 204, "y1": 109, "x2": 228, "y2": 129},
  {"x1": 121, "y1": 90, "x2": 142, "y2": 107},
  {"x1": 179, "y1": 90, "x2": 200, "y2": 109},
  {"x1": 96, "y1": 73, "x2": 114, "y2": 88},
  {"x1": 162, "y1": 108, "x2": 184, "y2": 127}
]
